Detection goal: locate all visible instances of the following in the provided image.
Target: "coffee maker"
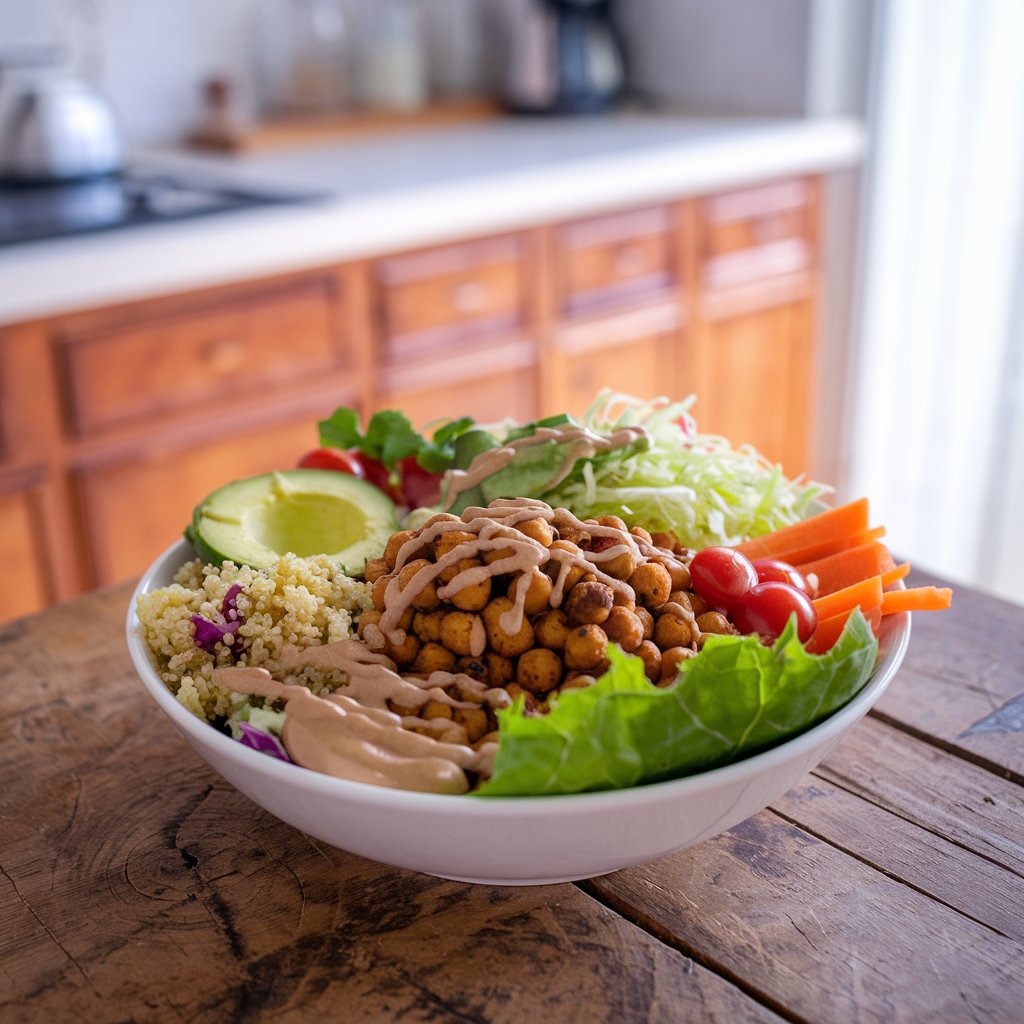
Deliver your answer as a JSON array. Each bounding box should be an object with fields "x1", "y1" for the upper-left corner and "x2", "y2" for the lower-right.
[{"x1": 500, "y1": 0, "x2": 626, "y2": 115}]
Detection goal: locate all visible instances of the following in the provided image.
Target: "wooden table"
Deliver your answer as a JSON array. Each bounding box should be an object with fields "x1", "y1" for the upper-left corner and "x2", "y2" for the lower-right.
[{"x1": 2, "y1": 568, "x2": 1022, "y2": 1023}]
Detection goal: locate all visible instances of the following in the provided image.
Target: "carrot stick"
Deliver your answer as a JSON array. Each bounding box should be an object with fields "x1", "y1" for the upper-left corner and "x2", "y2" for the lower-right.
[
  {"x1": 806, "y1": 604, "x2": 882, "y2": 655},
  {"x1": 797, "y1": 541, "x2": 894, "y2": 596},
  {"x1": 735, "y1": 497, "x2": 870, "y2": 561},
  {"x1": 881, "y1": 562, "x2": 911, "y2": 588},
  {"x1": 774, "y1": 525, "x2": 887, "y2": 574},
  {"x1": 881, "y1": 586, "x2": 953, "y2": 615},
  {"x1": 812, "y1": 575, "x2": 884, "y2": 622}
]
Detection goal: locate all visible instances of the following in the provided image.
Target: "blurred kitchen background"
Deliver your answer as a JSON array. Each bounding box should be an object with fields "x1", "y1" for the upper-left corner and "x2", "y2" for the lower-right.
[{"x1": 1, "y1": 0, "x2": 1023, "y2": 620}]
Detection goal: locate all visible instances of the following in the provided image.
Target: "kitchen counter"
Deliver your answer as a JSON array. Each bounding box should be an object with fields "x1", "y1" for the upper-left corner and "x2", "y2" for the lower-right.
[
  {"x1": 0, "y1": 113, "x2": 864, "y2": 324},
  {"x1": 2, "y1": 566, "x2": 1022, "y2": 1021}
]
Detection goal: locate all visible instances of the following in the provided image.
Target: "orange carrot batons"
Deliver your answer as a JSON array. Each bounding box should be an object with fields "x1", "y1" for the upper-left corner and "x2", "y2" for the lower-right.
[{"x1": 735, "y1": 497, "x2": 870, "y2": 562}]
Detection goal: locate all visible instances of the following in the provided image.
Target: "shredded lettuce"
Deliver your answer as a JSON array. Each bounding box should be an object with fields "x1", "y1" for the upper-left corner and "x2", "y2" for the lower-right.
[
  {"x1": 539, "y1": 393, "x2": 827, "y2": 548},
  {"x1": 478, "y1": 610, "x2": 878, "y2": 796}
]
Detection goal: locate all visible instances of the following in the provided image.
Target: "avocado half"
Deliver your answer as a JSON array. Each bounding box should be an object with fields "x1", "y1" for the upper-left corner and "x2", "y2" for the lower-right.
[{"x1": 186, "y1": 468, "x2": 398, "y2": 576}]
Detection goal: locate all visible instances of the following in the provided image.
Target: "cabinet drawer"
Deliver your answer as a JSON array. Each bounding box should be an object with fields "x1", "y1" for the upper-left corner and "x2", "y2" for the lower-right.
[
  {"x1": 374, "y1": 237, "x2": 526, "y2": 359},
  {"x1": 0, "y1": 468, "x2": 52, "y2": 620},
  {"x1": 58, "y1": 277, "x2": 340, "y2": 436},
  {"x1": 558, "y1": 207, "x2": 675, "y2": 315},
  {"x1": 700, "y1": 179, "x2": 815, "y2": 291}
]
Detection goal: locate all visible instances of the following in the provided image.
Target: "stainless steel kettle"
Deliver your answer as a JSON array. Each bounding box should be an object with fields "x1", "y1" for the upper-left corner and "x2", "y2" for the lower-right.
[{"x1": 0, "y1": 56, "x2": 122, "y2": 182}]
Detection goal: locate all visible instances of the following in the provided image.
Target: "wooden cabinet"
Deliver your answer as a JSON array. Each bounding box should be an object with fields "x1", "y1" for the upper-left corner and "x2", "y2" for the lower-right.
[
  {"x1": 688, "y1": 179, "x2": 819, "y2": 476},
  {"x1": 0, "y1": 468, "x2": 53, "y2": 621},
  {"x1": 0, "y1": 175, "x2": 824, "y2": 620}
]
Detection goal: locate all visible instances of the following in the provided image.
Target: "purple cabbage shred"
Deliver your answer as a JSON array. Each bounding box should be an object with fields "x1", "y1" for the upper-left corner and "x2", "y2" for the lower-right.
[
  {"x1": 191, "y1": 584, "x2": 246, "y2": 653},
  {"x1": 237, "y1": 722, "x2": 292, "y2": 762}
]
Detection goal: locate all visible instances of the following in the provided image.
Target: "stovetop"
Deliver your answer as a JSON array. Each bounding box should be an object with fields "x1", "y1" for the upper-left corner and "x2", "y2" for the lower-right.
[{"x1": 0, "y1": 171, "x2": 321, "y2": 247}]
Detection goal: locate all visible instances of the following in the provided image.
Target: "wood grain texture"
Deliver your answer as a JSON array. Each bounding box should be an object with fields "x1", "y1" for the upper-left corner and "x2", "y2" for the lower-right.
[
  {"x1": 0, "y1": 586, "x2": 780, "y2": 1024},
  {"x1": 872, "y1": 567, "x2": 1024, "y2": 783}
]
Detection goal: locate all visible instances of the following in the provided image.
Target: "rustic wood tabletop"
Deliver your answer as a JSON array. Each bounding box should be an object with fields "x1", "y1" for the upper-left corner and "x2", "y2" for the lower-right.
[{"x1": 2, "y1": 567, "x2": 1022, "y2": 1023}]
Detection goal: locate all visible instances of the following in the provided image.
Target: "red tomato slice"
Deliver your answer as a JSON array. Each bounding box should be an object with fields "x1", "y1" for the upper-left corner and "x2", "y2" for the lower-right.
[
  {"x1": 297, "y1": 447, "x2": 365, "y2": 477},
  {"x1": 348, "y1": 452, "x2": 401, "y2": 501}
]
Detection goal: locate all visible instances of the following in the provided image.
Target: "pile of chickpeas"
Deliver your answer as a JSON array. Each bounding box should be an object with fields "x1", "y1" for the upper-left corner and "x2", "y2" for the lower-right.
[{"x1": 356, "y1": 505, "x2": 738, "y2": 743}]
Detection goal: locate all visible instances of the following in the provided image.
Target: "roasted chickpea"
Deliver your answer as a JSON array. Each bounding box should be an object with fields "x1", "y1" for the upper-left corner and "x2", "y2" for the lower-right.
[
  {"x1": 421, "y1": 699, "x2": 453, "y2": 721},
  {"x1": 556, "y1": 523, "x2": 591, "y2": 546},
  {"x1": 439, "y1": 555, "x2": 479, "y2": 585},
  {"x1": 454, "y1": 706, "x2": 489, "y2": 744},
  {"x1": 516, "y1": 648, "x2": 562, "y2": 694},
  {"x1": 564, "y1": 623, "x2": 608, "y2": 670},
  {"x1": 635, "y1": 639, "x2": 662, "y2": 682},
  {"x1": 651, "y1": 531, "x2": 682, "y2": 554},
  {"x1": 611, "y1": 589, "x2": 637, "y2": 611},
  {"x1": 655, "y1": 556, "x2": 691, "y2": 592},
  {"x1": 603, "y1": 606, "x2": 644, "y2": 651},
  {"x1": 660, "y1": 646, "x2": 695, "y2": 684},
  {"x1": 412, "y1": 642, "x2": 457, "y2": 675},
  {"x1": 484, "y1": 652, "x2": 515, "y2": 688},
  {"x1": 629, "y1": 525, "x2": 654, "y2": 546},
  {"x1": 357, "y1": 608, "x2": 382, "y2": 639},
  {"x1": 655, "y1": 609, "x2": 695, "y2": 649},
  {"x1": 482, "y1": 597, "x2": 535, "y2": 657},
  {"x1": 594, "y1": 514, "x2": 628, "y2": 533},
  {"x1": 447, "y1": 563, "x2": 492, "y2": 612},
  {"x1": 583, "y1": 534, "x2": 637, "y2": 581},
  {"x1": 372, "y1": 573, "x2": 393, "y2": 612},
  {"x1": 561, "y1": 673, "x2": 596, "y2": 691},
  {"x1": 564, "y1": 580, "x2": 614, "y2": 625},
  {"x1": 418, "y1": 513, "x2": 459, "y2": 532},
  {"x1": 628, "y1": 562, "x2": 673, "y2": 609},
  {"x1": 634, "y1": 605, "x2": 655, "y2": 640},
  {"x1": 384, "y1": 530, "x2": 420, "y2": 570},
  {"x1": 397, "y1": 558, "x2": 438, "y2": 612},
  {"x1": 515, "y1": 517, "x2": 554, "y2": 547},
  {"x1": 696, "y1": 610, "x2": 733, "y2": 636},
  {"x1": 546, "y1": 540, "x2": 587, "y2": 591},
  {"x1": 383, "y1": 629, "x2": 420, "y2": 668},
  {"x1": 388, "y1": 699, "x2": 418, "y2": 718},
  {"x1": 474, "y1": 729, "x2": 500, "y2": 749},
  {"x1": 670, "y1": 590, "x2": 707, "y2": 617},
  {"x1": 434, "y1": 530, "x2": 477, "y2": 560},
  {"x1": 515, "y1": 567, "x2": 554, "y2": 617},
  {"x1": 440, "y1": 610, "x2": 483, "y2": 657},
  {"x1": 455, "y1": 656, "x2": 488, "y2": 682},
  {"x1": 534, "y1": 608, "x2": 570, "y2": 650},
  {"x1": 413, "y1": 609, "x2": 445, "y2": 642},
  {"x1": 362, "y1": 557, "x2": 389, "y2": 583},
  {"x1": 482, "y1": 543, "x2": 518, "y2": 566}
]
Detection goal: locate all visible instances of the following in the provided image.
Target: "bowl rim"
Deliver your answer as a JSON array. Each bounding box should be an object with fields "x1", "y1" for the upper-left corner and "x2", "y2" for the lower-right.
[{"x1": 126, "y1": 538, "x2": 910, "y2": 814}]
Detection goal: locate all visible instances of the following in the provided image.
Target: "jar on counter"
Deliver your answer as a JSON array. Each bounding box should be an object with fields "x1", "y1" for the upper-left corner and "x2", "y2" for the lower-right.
[{"x1": 353, "y1": 0, "x2": 428, "y2": 111}]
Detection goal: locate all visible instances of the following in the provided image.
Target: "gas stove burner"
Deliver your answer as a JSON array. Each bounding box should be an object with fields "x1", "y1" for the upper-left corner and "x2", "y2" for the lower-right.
[{"x1": 0, "y1": 170, "x2": 320, "y2": 247}]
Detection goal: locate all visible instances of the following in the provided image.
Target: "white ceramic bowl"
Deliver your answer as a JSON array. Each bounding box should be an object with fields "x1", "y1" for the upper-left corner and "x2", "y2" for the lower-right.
[{"x1": 127, "y1": 539, "x2": 910, "y2": 885}]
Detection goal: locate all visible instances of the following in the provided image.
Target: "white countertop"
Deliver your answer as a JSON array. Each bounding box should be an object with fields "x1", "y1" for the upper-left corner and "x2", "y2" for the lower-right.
[{"x1": 0, "y1": 113, "x2": 865, "y2": 325}]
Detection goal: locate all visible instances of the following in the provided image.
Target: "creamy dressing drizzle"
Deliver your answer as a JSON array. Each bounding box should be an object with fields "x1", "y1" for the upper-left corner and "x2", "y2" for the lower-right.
[
  {"x1": 439, "y1": 424, "x2": 647, "y2": 512},
  {"x1": 214, "y1": 493, "x2": 696, "y2": 796},
  {"x1": 214, "y1": 663, "x2": 497, "y2": 794}
]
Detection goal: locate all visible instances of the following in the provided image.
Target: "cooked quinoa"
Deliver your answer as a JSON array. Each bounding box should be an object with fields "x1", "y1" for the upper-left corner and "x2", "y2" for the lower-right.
[{"x1": 136, "y1": 554, "x2": 373, "y2": 722}]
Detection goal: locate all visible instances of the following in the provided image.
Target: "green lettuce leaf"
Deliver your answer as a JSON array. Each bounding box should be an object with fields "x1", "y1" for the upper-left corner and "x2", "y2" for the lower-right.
[{"x1": 478, "y1": 610, "x2": 879, "y2": 796}]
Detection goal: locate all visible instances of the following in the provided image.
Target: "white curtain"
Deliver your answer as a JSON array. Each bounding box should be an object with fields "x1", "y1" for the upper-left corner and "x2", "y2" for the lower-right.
[{"x1": 847, "y1": 0, "x2": 1024, "y2": 600}]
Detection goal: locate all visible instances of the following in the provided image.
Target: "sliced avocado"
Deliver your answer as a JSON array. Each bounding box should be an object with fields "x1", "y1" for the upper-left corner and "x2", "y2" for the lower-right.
[
  {"x1": 452, "y1": 428, "x2": 502, "y2": 469},
  {"x1": 187, "y1": 468, "x2": 398, "y2": 575},
  {"x1": 504, "y1": 413, "x2": 579, "y2": 443}
]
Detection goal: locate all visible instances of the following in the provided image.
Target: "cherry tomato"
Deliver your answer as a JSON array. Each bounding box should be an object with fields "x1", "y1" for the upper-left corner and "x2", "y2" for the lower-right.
[
  {"x1": 732, "y1": 582, "x2": 818, "y2": 644},
  {"x1": 751, "y1": 558, "x2": 812, "y2": 597},
  {"x1": 346, "y1": 451, "x2": 402, "y2": 501},
  {"x1": 689, "y1": 547, "x2": 758, "y2": 610},
  {"x1": 397, "y1": 455, "x2": 441, "y2": 509},
  {"x1": 297, "y1": 447, "x2": 364, "y2": 477}
]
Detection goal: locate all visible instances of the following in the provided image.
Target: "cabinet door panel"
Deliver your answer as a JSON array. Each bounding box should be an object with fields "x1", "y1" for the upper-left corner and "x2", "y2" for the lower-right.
[
  {"x1": 75, "y1": 416, "x2": 321, "y2": 587},
  {"x1": 0, "y1": 483, "x2": 51, "y2": 621},
  {"x1": 690, "y1": 299, "x2": 813, "y2": 477}
]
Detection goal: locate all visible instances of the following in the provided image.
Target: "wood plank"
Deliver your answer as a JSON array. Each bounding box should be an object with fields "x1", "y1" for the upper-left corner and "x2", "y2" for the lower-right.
[
  {"x1": 772, "y1": 776, "x2": 1024, "y2": 942},
  {"x1": 0, "y1": 587, "x2": 781, "y2": 1024},
  {"x1": 872, "y1": 568, "x2": 1024, "y2": 782},
  {"x1": 588, "y1": 809, "x2": 1024, "y2": 1024},
  {"x1": 815, "y1": 716, "x2": 1024, "y2": 877}
]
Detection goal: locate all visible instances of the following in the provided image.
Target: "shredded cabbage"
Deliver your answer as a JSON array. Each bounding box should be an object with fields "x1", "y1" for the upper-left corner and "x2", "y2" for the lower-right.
[{"x1": 541, "y1": 392, "x2": 827, "y2": 548}]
